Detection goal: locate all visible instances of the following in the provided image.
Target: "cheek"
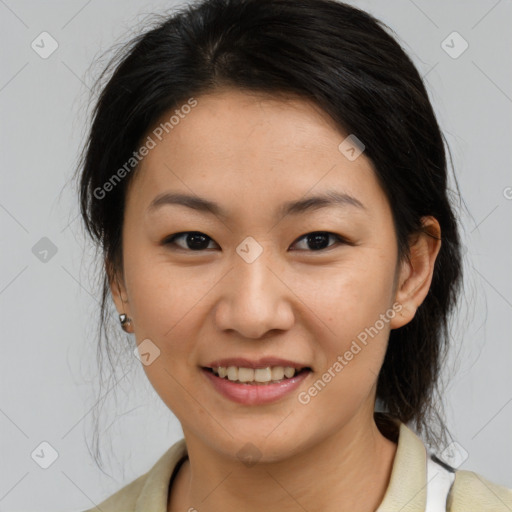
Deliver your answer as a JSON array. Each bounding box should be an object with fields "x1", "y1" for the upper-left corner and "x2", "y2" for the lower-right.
[
  {"x1": 297, "y1": 250, "x2": 397, "y2": 331},
  {"x1": 295, "y1": 250, "x2": 395, "y2": 387},
  {"x1": 124, "y1": 256, "x2": 207, "y2": 411},
  {"x1": 123, "y1": 242, "x2": 205, "y2": 337},
  {"x1": 122, "y1": 250, "x2": 224, "y2": 392}
]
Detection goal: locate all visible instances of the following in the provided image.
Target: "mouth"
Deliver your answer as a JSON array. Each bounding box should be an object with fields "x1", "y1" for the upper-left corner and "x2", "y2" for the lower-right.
[
  {"x1": 202, "y1": 365, "x2": 312, "y2": 385},
  {"x1": 201, "y1": 364, "x2": 313, "y2": 405}
]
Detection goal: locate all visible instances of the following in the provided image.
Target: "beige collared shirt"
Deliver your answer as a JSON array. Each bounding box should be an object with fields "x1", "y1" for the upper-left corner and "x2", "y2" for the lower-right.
[{"x1": 82, "y1": 421, "x2": 512, "y2": 511}]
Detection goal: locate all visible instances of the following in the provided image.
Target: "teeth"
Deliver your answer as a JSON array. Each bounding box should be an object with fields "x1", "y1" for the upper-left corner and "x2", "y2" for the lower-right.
[
  {"x1": 255, "y1": 367, "x2": 272, "y2": 382},
  {"x1": 211, "y1": 365, "x2": 305, "y2": 384},
  {"x1": 271, "y1": 367, "x2": 284, "y2": 380},
  {"x1": 238, "y1": 367, "x2": 254, "y2": 382},
  {"x1": 284, "y1": 367, "x2": 295, "y2": 378},
  {"x1": 227, "y1": 366, "x2": 238, "y2": 381}
]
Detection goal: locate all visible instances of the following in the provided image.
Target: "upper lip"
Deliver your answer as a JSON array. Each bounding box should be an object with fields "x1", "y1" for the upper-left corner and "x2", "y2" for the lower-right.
[{"x1": 203, "y1": 357, "x2": 311, "y2": 370}]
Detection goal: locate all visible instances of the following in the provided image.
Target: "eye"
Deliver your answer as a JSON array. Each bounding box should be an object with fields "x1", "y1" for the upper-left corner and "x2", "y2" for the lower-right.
[
  {"x1": 162, "y1": 231, "x2": 218, "y2": 251},
  {"x1": 162, "y1": 231, "x2": 349, "y2": 252},
  {"x1": 290, "y1": 231, "x2": 348, "y2": 252}
]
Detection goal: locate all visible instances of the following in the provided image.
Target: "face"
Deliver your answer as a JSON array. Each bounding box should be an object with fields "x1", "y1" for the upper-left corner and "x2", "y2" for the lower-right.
[{"x1": 110, "y1": 88, "x2": 430, "y2": 462}]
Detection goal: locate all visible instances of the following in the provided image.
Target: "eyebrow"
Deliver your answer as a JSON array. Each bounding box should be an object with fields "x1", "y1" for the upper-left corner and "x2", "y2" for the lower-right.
[{"x1": 146, "y1": 190, "x2": 367, "y2": 219}]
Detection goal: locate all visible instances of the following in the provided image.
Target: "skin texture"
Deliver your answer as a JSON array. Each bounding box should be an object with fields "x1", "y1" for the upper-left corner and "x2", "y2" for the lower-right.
[{"x1": 109, "y1": 87, "x2": 442, "y2": 512}]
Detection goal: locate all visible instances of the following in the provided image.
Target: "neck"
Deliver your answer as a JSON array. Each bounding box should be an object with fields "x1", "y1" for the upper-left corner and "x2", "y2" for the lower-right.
[{"x1": 169, "y1": 413, "x2": 398, "y2": 512}]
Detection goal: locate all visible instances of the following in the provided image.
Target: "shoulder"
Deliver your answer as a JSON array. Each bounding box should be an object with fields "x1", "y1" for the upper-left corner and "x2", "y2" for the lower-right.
[
  {"x1": 448, "y1": 469, "x2": 512, "y2": 511},
  {"x1": 79, "y1": 438, "x2": 188, "y2": 512},
  {"x1": 80, "y1": 472, "x2": 148, "y2": 512},
  {"x1": 375, "y1": 417, "x2": 512, "y2": 512}
]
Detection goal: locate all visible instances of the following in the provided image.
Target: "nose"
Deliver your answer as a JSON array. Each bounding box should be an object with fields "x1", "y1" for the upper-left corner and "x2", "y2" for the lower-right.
[{"x1": 214, "y1": 252, "x2": 295, "y2": 340}]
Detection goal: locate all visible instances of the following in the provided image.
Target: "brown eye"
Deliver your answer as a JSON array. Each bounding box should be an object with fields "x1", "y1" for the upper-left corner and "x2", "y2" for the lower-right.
[
  {"x1": 163, "y1": 231, "x2": 218, "y2": 251},
  {"x1": 290, "y1": 232, "x2": 348, "y2": 251}
]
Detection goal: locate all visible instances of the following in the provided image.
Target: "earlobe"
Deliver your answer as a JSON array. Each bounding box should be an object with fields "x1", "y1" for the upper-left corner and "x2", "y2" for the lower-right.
[
  {"x1": 109, "y1": 272, "x2": 135, "y2": 333},
  {"x1": 390, "y1": 216, "x2": 441, "y2": 329}
]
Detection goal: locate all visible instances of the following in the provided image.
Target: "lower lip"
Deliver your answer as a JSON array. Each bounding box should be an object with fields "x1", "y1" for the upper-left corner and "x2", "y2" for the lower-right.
[{"x1": 201, "y1": 367, "x2": 311, "y2": 405}]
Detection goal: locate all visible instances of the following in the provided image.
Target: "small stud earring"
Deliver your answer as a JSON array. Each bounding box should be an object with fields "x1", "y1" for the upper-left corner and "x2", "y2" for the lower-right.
[{"x1": 119, "y1": 313, "x2": 134, "y2": 333}]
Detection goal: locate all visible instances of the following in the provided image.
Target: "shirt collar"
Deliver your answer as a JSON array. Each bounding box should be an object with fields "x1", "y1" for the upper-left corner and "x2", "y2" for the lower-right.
[
  {"x1": 376, "y1": 420, "x2": 428, "y2": 511},
  {"x1": 134, "y1": 437, "x2": 188, "y2": 512},
  {"x1": 134, "y1": 420, "x2": 429, "y2": 511}
]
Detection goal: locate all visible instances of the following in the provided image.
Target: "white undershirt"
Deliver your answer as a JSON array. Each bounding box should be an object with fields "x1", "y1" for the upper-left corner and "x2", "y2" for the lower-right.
[{"x1": 425, "y1": 456, "x2": 456, "y2": 511}]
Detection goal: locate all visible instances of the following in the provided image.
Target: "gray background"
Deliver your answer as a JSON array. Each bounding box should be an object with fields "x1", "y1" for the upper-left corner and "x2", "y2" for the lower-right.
[{"x1": 1, "y1": 0, "x2": 511, "y2": 510}]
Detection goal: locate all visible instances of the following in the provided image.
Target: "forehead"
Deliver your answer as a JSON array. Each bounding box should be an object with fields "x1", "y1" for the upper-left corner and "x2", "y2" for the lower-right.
[
  {"x1": 145, "y1": 88, "x2": 345, "y2": 167},
  {"x1": 126, "y1": 88, "x2": 387, "y2": 223}
]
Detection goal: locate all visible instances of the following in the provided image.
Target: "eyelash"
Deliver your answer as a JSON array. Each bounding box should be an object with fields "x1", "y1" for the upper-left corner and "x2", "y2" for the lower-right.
[{"x1": 162, "y1": 231, "x2": 351, "y2": 253}]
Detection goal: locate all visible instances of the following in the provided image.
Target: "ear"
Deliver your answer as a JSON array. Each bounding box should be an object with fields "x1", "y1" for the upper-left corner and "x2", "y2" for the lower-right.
[
  {"x1": 390, "y1": 216, "x2": 442, "y2": 329},
  {"x1": 106, "y1": 257, "x2": 132, "y2": 319}
]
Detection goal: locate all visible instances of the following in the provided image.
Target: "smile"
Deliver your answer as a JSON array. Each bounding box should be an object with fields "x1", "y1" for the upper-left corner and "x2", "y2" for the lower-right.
[{"x1": 201, "y1": 366, "x2": 312, "y2": 405}]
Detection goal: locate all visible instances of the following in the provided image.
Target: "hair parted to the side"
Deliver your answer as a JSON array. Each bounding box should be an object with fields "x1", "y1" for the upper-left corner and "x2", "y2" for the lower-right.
[{"x1": 75, "y1": 0, "x2": 464, "y2": 470}]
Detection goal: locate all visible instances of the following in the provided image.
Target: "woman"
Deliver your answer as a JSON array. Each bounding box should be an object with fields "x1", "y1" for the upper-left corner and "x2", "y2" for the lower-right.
[{"x1": 76, "y1": 0, "x2": 512, "y2": 510}]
